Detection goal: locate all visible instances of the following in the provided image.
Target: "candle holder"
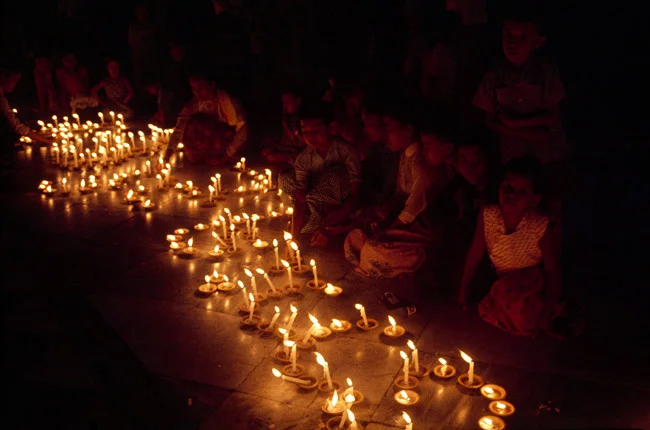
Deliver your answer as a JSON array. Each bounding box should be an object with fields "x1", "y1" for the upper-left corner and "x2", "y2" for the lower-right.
[
  {"x1": 409, "y1": 364, "x2": 429, "y2": 379},
  {"x1": 217, "y1": 281, "x2": 236, "y2": 292},
  {"x1": 252, "y1": 240, "x2": 270, "y2": 249},
  {"x1": 226, "y1": 247, "x2": 241, "y2": 255},
  {"x1": 321, "y1": 400, "x2": 346, "y2": 415},
  {"x1": 317, "y1": 379, "x2": 341, "y2": 394},
  {"x1": 79, "y1": 186, "x2": 93, "y2": 195},
  {"x1": 478, "y1": 416, "x2": 505, "y2": 430},
  {"x1": 143, "y1": 202, "x2": 157, "y2": 212},
  {"x1": 266, "y1": 288, "x2": 286, "y2": 299},
  {"x1": 325, "y1": 416, "x2": 362, "y2": 430},
  {"x1": 197, "y1": 282, "x2": 218, "y2": 294},
  {"x1": 311, "y1": 327, "x2": 332, "y2": 340},
  {"x1": 323, "y1": 285, "x2": 343, "y2": 297},
  {"x1": 274, "y1": 350, "x2": 292, "y2": 364},
  {"x1": 257, "y1": 321, "x2": 276, "y2": 336},
  {"x1": 432, "y1": 364, "x2": 457, "y2": 379},
  {"x1": 295, "y1": 375, "x2": 318, "y2": 391},
  {"x1": 480, "y1": 384, "x2": 507, "y2": 400},
  {"x1": 207, "y1": 249, "x2": 225, "y2": 260},
  {"x1": 282, "y1": 364, "x2": 305, "y2": 378},
  {"x1": 291, "y1": 265, "x2": 311, "y2": 276},
  {"x1": 59, "y1": 190, "x2": 70, "y2": 197},
  {"x1": 181, "y1": 247, "x2": 199, "y2": 258},
  {"x1": 330, "y1": 320, "x2": 352, "y2": 333},
  {"x1": 42, "y1": 188, "x2": 57, "y2": 197},
  {"x1": 356, "y1": 319, "x2": 379, "y2": 331},
  {"x1": 174, "y1": 228, "x2": 190, "y2": 235},
  {"x1": 169, "y1": 242, "x2": 186, "y2": 251},
  {"x1": 305, "y1": 279, "x2": 327, "y2": 291},
  {"x1": 394, "y1": 390, "x2": 420, "y2": 406},
  {"x1": 344, "y1": 390, "x2": 365, "y2": 405},
  {"x1": 489, "y1": 400, "x2": 515, "y2": 417},
  {"x1": 123, "y1": 196, "x2": 141, "y2": 205},
  {"x1": 240, "y1": 314, "x2": 262, "y2": 329},
  {"x1": 238, "y1": 302, "x2": 260, "y2": 313},
  {"x1": 284, "y1": 283, "x2": 303, "y2": 296},
  {"x1": 276, "y1": 329, "x2": 297, "y2": 341},
  {"x1": 383, "y1": 325, "x2": 406, "y2": 338},
  {"x1": 242, "y1": 232, "x2": 254, "y2": 242},
  {"x1": 394, "y1": 376, "x2": 420, "y2": 390},
  {"x1": 268, "y1": 266, "x2": 285, "y2": 277},
  {"x1": 457, "y1": 374, "x2": 484, "y2": 390},
  {"x1": 194, "y1": 223, "x2": 210, "y2": 231},
  {"x1": 296, "y1": 337, "x2": 317, "y2": 350},
  {"x1": 253, "y1": 292, "x2": 268, "y2": 303}
]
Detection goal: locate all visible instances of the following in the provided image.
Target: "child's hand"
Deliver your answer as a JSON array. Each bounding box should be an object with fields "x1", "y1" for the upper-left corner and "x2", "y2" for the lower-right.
[{"x1": 310, "y1": 229, "x2": 329, "y2": 247}]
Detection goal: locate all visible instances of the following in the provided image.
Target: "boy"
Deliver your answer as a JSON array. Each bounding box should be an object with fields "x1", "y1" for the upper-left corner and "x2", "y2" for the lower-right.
[
  {"x1": 473, "y1": 14, "x2": 568, "y2": 167},
  {"x1": 261, "y1": 88, "x2": 305, "y2": 165},
  {"x1": 280, "y1": 101, "x2": 361, "y2": 246},
  {"x1": 168, "y1": 74, "x2": 247, "y2": 163}
]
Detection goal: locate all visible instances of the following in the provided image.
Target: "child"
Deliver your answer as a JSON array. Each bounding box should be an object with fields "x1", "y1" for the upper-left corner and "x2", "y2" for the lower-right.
[
  {"x1": 33, "y1": 56, "x2": 58, "y2": 113},
  {"x1": 473, "y1": 14, "x2": 568, "y2": 166},
  {"x1": 153, "y1": 42, "x2": 192, "y2": 127},
  {"x1": 344, "y1": 105, "x2": 457, "y2": 278},
  {"x1": 457, "y1": 157, "x2": 562, "y2": 338},
  {"x1": 56, "y1": 53, "x2": 97, "y2": 113},
  {"x1": 261, "y1": 88, "x2": 305, "y2": 164},
  {"x1": 91, "y1": 59, "x2": 134, "y2": 119},
  {"x1": 167, "y1": 73, "x2": 247, "y2": 163},
  {"x1": 278, "y1": 101, "x2": 361, "y2": 247}
]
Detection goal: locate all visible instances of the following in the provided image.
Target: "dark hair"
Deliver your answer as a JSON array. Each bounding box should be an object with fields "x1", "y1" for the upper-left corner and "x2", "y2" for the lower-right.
[
  {"x1": 419, "y1": 109, "x2": 465, "y2": 146},
  {"x1": 502, "y1": 156, "x2": 546, "y2": 195},
  {"x1": 382, "y1": 97, "x2": 419, "y2": 128},
  {"x1": 298, "y1": 100, "x2": 333, "y2": 124},
  {"x1": 361, "y1": 95, "x2": 385, "y2": 117},
  {"x1": 503, "y1": 6, "x2": 546, "y2": 35},
  {"x1": 280, "y1": 84, "x2": 302, "y2": 99}
]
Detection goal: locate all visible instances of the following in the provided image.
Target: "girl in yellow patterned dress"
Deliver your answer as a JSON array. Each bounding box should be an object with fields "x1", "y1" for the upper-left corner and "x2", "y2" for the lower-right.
[{"x1": 458, "y1": 157, "x2": 562, "y2": 337}]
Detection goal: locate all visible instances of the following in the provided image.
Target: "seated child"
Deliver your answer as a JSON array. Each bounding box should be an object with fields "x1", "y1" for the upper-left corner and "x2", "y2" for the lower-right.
[
  {"x1": 261, "y1": 87, "x2": 305, "y2": 165},
  {"x1": 473, "y1": 13, "x2": 569, "y2": 216},
  {"x1": 91, "y1": 59, "x2": 134, "y2": 119},
  {"x1": 278, "y1": 101, "x2": 361, "y2": 247},
  {"x1": 56, "y1": 53, "x2": 98, "y2": 113},
  {"x1": 167, "y1": 73, "x2": 247, "y2": 163},
  {"x1": 150, "y1": 42, "x2": 192, "y2": 127},
  {"x1": 457, "y1": 157, "x2": 562, "y2": 338},
  {"x1": 344, "y1": 105, "x2": 457, "y2": 279},
  {"x1": 34, "y1": 56, "x2": 58, "y2": 113}
]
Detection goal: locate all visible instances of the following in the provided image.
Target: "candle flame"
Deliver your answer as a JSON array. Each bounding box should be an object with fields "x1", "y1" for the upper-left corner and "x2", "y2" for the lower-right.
[
  {"x1": 127, "y1": 189, "x2": 134, "y2": 199},
  {"x1": 233, "y1": 215, "x2": 241, "y2": 223},
  {"x1": 244, "y1": 268, "x2": 253, "y2": 277},
  {"x1": 388, "y1": 315, "x2": 397, "y2": 327},
  {"x1": 243, "y1": 213, "x2": 249, "y2": 220},
  {"x1": 459, "y1": 350, "x2": 472, "y2": 364},
  {"x1": 331, "y1": 390, "x2": 338, "y2": 407},
  {"x1": 281, "y1": 259, "x2": 290, "y2": 268},
  {"x1": 205, "y1": 275, "x2": 211, "y2": 283},
  {"x1": 314, "y1": 352, "x2": 326, "y2": 367},
  {"x1": 286, "y1": 207, "x2": 294, "y2": 215},
  {"x1": 81, "y1": 179, "x2": 86, "y2": 187},
  {"x1": 237, "y1": 280, "x2": 244, "y2": 289},
  {"x1": 223, "y1": 275, "x2": 229, "y2": 282},
  {"x1": 347, "y1": 378, "x2": 353, "y2": 387},
  {"x1": 438, "y1": 358, "x2": 447, "y2": 365},
  {"x1": 346, "y1": 410, "x2": 355, "y2": 423},
  {"x1": 213, "y1": 245, "x2": 219, "y2": 253},
  {"x1": 332, "y1": 319, "x2": 342, "y2": 328},
  {"x1": 290, "y1": 242, "x2": 298, "y2": 251},
  {"x1": 400, "y1": 390, "x2": 410, "y2": 400},
  {"x1": 188, "y1": 238, "x2": 194, "y2": 247},
  {"x1": 402, "y1": 412, "x2": 412, "y2": 424},
  {"x1": 308, "y1": 314, "x2": 318, "y2": 324},
  {"x1": 400, "y1": 351, "x2": 408, "y2": 360},
  {"x1": 284, "y1": 340, "x2": 295, "y2": 347},
  {"x1": 209, "y1": 185, "x2": 215, "y2": 192},
  {"x1": 62, "y1": 178, "x2": 67, "y2": 185},
  {"x1": 256, "y1": 268, "x2": 265, "y2": 275},
  {"x1": 249, "y1": 293, "x2": 255, "y2": 303},
  {"x1": 496, "y1": 402, "x2": 506, "y2": 410},
  {"x1": 407, "y1": 340, "x2": 416, "y2": 351},
  {"x1": 255, "y1": 239, "x2": 262, "y2": 246},
  {"x1": 290, "y1": 304, "x2": 297, "y2": 313},
  {"x1": 274, "y1": 306, "x2": 280, "y2": 313},
  {"x1": 354, "y1": 304, "x2": 363, "y2": 310},
  {"x1": 310, "y1": 259, "x2": 316, "y2": 267},
  {"x1": 224, "y1": 208, "x2": 230, "y2": 214},
  {"x1": 230, "y1": 224, "x2": 235, "y2": 232},
  {"x1": 219, "y1": 215, "x2": 225, "y2": 222},
  {"x1": 144, "y1": 200, "x2": 151, "y2": 207},
  {"x1": 483, "y1": 418, "x2": 493, "y2": 426},
  {"x1": 273, "y1": 239, "x2": 278, "y2": 247},
  {"x1": 283, "y1": 231, "x2": 292, "y2": 241},
  {"x1": 271, "y1": 368, "x2": 282, "y2": 378},
  {"x1": 278, "y1": 328, "x2": 287, "y2": 335}
]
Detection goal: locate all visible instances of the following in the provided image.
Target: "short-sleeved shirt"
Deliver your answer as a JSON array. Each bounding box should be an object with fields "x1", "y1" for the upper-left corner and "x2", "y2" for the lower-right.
[
  {"x1": 102, "y1": 77, "x2": 130, "y2": 101},
  {"x1": 293, "y1": 139, "x2": 361, "y2": 191},
  {"x1": 473, "y1": 57, "x2": 568, "y2": 163}
]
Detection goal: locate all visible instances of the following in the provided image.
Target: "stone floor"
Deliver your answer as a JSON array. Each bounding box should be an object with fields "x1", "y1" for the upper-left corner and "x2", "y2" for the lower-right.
[{"x1": 2, "y1": 144, "x2": 649, "y2": 430}]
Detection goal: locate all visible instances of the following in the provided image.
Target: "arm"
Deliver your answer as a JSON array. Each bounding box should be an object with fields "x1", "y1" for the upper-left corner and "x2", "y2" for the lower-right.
[
  {"x1": 539, "y1": 223, "x2": 562, "y2": 330},
  {"x1": 167, "y1": 99, "x2": 197, "y2": 157},
  {"x1": 220, "y1": 94, "x2": 247, "y2": 157},
  {"x1": 457, "y1": 209, "x2": 487, "y2": 305},
  {"x1": 122, "y1": 78, "x2": 134, "y2": 104},
  {"x1": 91, "y1": 81, "x2": 104, "y2": 98}
]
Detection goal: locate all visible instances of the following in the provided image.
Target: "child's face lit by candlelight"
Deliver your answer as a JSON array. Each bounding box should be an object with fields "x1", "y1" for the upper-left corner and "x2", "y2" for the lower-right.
[
  {"x1": 362, "y1": 112, "x2": 384, "y2": 144},
  {"x1": 502, "y1": 21, "x2": 545, "y2": 67},
  {"x1": 383, "y1": 117, "x2": 413, "y2": 153},
  {"x1": 300, "y1": 118, "x2": 330, "y2": 150},
  {"x1": 499, "y1": 173, "x2": 540, "y2": 214},
  {"x1": 458, "y1": 145, "x2": 487, "y2": 186},
  {"x1": 420, "y1": 133, "x2": 454, "y2": 167},
  {"x1": 281, "y1": 93, "x2": 301, "y2": 115},
  {"x1": 107, "y1": 61, "x2": 120, "y2": 79},
  {"x1": 190, "y1": 77, "x2": 215, "y2": 101}
]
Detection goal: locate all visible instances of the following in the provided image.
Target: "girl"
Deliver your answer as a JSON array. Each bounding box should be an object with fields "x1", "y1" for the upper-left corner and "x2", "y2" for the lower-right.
[
  {"x1": 92, "y1": 60, "x2": 134, "y2": 119},
  {"x1": 458, "y1": 157, "x2": 562, "y2": 338}
]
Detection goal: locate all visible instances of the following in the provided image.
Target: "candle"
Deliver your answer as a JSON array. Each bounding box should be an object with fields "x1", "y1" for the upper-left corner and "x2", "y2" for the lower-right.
[
  {"x1": 215, "y1": 173, "x2": 222, "y2": 193},
  {"x1": 61, "y1": 177, "x2": 68, "y2": 193},
  {"x1": 244, "y1": 268, "x2": 258, "y2": 297},
  {"x1": 278, "y1": 328, "x2": 290, "y2": 356},
  {"x1": 286, "y1": 304, "x2": 298, "y2": 332},
  {"x1": 230, "y1": 225, "x2": 237, "y2": 251},
  {"x1": 439, "y1": 358, "x2": 449, "y2": 376},
  {"x1": 109, "y1": 111, "x2": 115, "y2": 123},
  {"x1": 400, "y1": 351, "x2": 410, "y2": 383},
  {"x1": 273, "y1": 239, "x2": 280, "y2": 269},
  {"x1": 459, "y1": 350, "x2": 474, "y2": 384},
  {"x1": 238, "y1": 280, "x2": 249, "y2": 306},
  {"x1": 283, "y1": 231, "x2": 293, "y2": 258},
  {"x1": 265, "y1": 168, "x2": 272, "y2": 186},
  {"x1": 355, "y1": 304, "x2": 368, "y2": 328},
  {"x1": 327, "y1": 390, "x2": 340, "y2": 413},
  {"x1": 248, "y1": 293, "x2": 256, "y2": 321},
  {"x1": 53, "y1": 115, "x2": 58, "y2": 126},
  {"x1": 310, "y1": 259, "x2": 318, "y2": 285},
  {"x1": 240, "y1": 157, "x2": 246, "y2": 171},
  {"x1": 346, "y1": 410, "x2": 357, "y2": 430},
  {"x1": 243, "y1": 213, "x2": 251, "y2": 235},
  {"x1": 271, "y1": 368, "x2": 310, "y2": 385},
  {"x1": 344, "y1": 378, "x2": 354, "y2": 397},
  {"x1": 402, "y1": 412, "x2": 413, "y2": 430},
  {"x1": 224, "y1": 208, "x2": 232, "y2": 225},
  {"x1": 251, "y1": 215, "x2": 258, "y2": 240},
  {"x1": 268, "y1": 306, "x2": 281, "y2": 329},
  {"x1": 156, "y1": 174, "x2": 163, "y2": 189},
  {"x1": 256, "y1": 268, "x2": 277, "y2": 292},
  {"x1": 302, "y1": 313, "x2": 318, "y2": 343},
  {"x1": 407, "y1": 340, "x2": 419, "y2": 373},
  {"x1": 290, "y1": 242, "x2": 301, "y2": 270},
  {"x1": 281, "y1": 260, "x2": 293, "y2": 286},
  {"x1": 286, "y1": 340, "x2": 297, "y2": 371},
  {"x1": 208, "y1": 185, "x2": 215, "y2": 202},
  {"x1": 315, "y1": 352, "x2": 333, "y2": 389},
  {"x1": 72, "y1": 113, "x2": 80, "y2": 126},
  {"x1": 219, "y1": 216, "x2": 227, "y2": 237},
  {"x1": 388, "y1": 315, "x2": 398, "y2": 335},
  {"x1": 212, "y1": 231, "x2": 227, "y2": 247}
]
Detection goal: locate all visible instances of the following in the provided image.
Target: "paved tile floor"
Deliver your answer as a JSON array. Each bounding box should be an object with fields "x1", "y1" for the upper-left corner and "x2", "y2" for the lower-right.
[{"x1": 2, "y1": 144, "x2": 649, "y2": 430}]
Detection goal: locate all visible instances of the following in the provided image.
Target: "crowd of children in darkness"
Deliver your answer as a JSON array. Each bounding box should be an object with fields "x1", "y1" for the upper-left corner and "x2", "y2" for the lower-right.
[{"x1": 0, "y1": 3, "x2": 575, "y2": 340}]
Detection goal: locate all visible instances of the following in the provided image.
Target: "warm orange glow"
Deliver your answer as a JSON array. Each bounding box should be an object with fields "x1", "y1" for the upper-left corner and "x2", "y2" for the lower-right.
[
  {"x1": 310, "y1": 259, "x2": 316, "y2": 267},
  {"x1": 407, "y1": 340, "x2": 416, "y2": 351},
  {"x1": 290, "y1": 304, "x2": 297, "y2": 313},
  {"x1": 388, "y1": 315, "x2": 397, "y2": 328},
  {"x1": 281, "y1": 260, "x2": 290, "y2": 268},
  {"x1": 402, "y1": 412, "x2": 412, "y2": 424},
  {"x1": 244, "y1": 268, "x2": 253, "y2": 277},
  {"x1": 283, "y1": 231, "x2": 292, "y2": 241},
  {"x1": 188, "y1": 238, "x2": 194, "y2": 247},
  {"x1": 271, "y1": 368, "x2": 282, "y2": 377},
  {"x1": 204, "y1": 275, "x2": 211, "y2": 283},
  {"x1": 332, "y1": 319, "x2": 343, "y2": 328},
  {"x1": 314, "y1": 352, "x2": 326, "y2": 367},
  {"x1": 459, "y1": 350, "x2": 472, "y2": 364},
  {"x1": 331, "y1": 390, "x2": 338, "y2": 407},
  {"x1": 308, "y1": 314, "x2": 318, "y2": 324},
  {"x1": 354, "y1": 304, "x2": 363, "y2": 310},
  {"x1": 400, "y1": 351, "x2": 408, "y2": 360},
  {"x1": 273, "y1": 239, "x2": 278, "y2": 247},
  {"x1": 439, "y1": 358, "x2": 448, "y2": 366}
]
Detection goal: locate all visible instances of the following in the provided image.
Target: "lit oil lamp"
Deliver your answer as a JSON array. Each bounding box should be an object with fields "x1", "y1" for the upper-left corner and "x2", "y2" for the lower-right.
[
  {"x1": 355, "y1": 304, "x2": 378, "y2": 331},
  {"x1": 252, "y1": 238, "x2": 269, "y2": 249},
  {"x1": 481, "y1": 384, "x2": 506, "y2": 400},
  {"x1": 79, "y1": 178, "x2": 92, "y2": 195},
  {"x1": 330, "y1": 318, "x2": 352, "y2": 333},
  {"x1": 383, "y1": 315, "x2": 405, "y2": 338},
  {"x1": 181, "y1": 237, "x2": 199, "y2": 257},
  {"x1": 433, "y1": 357, "x2": 456, "y2": 379},
  {"x1": 458, "y1": 350, "x2": 483, "y2": 389},
  {"x1": 124, "y1": 189, "x2": 141, "y2": 204},
  {"x1": 271, "y1": 368, "x2": 316, "y2": 389},
  {"x1": 216, "y1": 275, "x2": 236, "y2": 292},
  {"x1": 321, "y1": 390, "x2": 346, "y2": 415},
  {"x1": 169, "y1": 241, "x2": 186, "y2": 250},
  {"x1": 194, "y1": 223, "x2": 209, "y2": 231},
  {"x1": 166, "y1": 234, "x2": 183, "y2": 242},
  {"x1": 143, "y1": 199, "x2": 157, "y2": 211},
  {"x1": 394, "y1": 389, "x2": 420, "y2": 406},
  {"x1": 198, "y1": 275, "x2": 217, "y2": 294},
  {"x1": 208, "y1": 244, "x2": 225, "y2": 260},
  {"x1": 478, "y1": 416, "x2": 505, "y2": 430},
  {"x1": 324, "y1": 283, "x2": 343, "y2": 297},
  {"x1": 489, "y1": 400, "x2": 515, "y2": 417}
]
